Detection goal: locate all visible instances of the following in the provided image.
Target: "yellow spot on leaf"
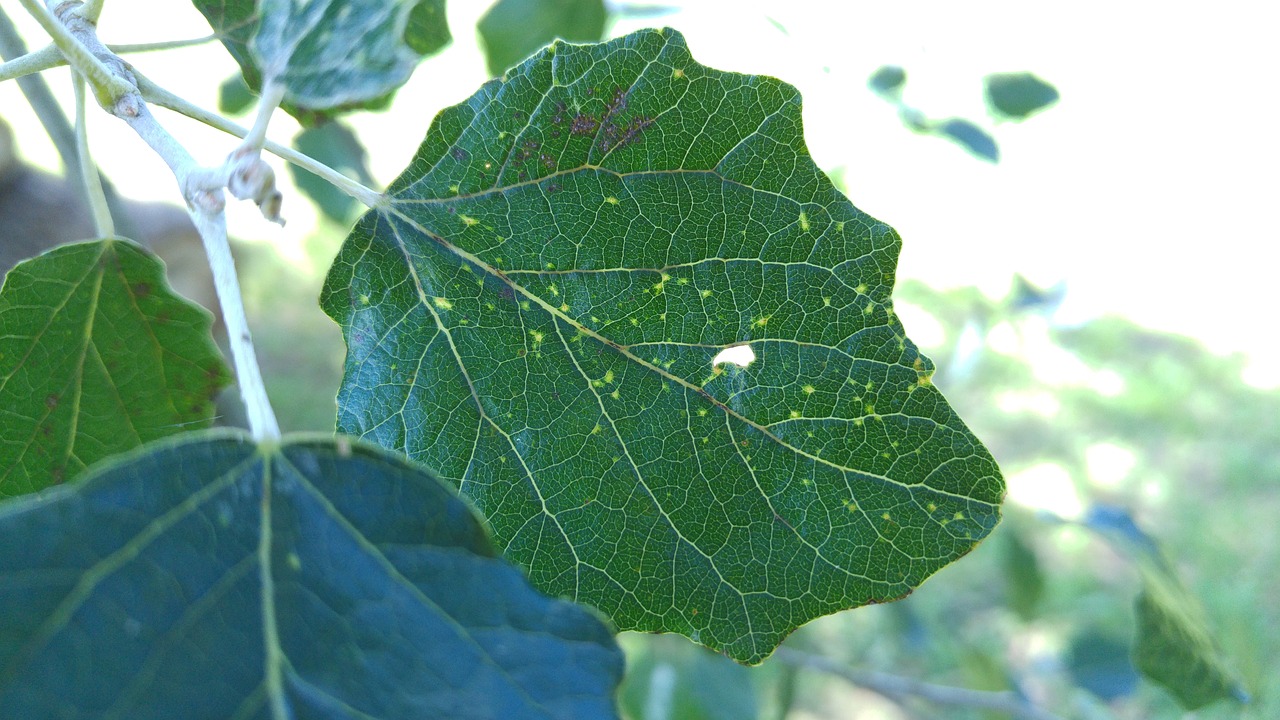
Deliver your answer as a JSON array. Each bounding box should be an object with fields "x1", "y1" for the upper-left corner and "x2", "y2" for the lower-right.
[
  {"x1": 560, "y1": 303, "x2": 570, "y2": 312},
  {"x1": 672, "y1": 68, "x2": 685, "y2": 79},
  {"x1": 701, "y1": 289, "x2": 713, "y2": 298},
  {"x1": 529, "y1": 330, "x2": 544, "y2": 344},
  {"x1": 697, "y1": 408, "x2": 708, "y2": 417},
  {"x1": 359, "y1": 294, "x2": 370, "y2": 305},
  {"x1": 548, "y1": 284, "x2": 559, "y2": 296},
  {"x1": 432, "y1": 297, "x2": 453, "y2": 310},
  {"x1": 798, "y1": 210, "x2": 810, "y2": 232},
  {"x1": 789, "y1": 410, "x2": 801, "y2": 419},
  {"x1": 803, "y1": 385, "x2": 815, "y2": 394},
  {"x1": 605, "y1": 196, "x2": 619, "y2": 205}
]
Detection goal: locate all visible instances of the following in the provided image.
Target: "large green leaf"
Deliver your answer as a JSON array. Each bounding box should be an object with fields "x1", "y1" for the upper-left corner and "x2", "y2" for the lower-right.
[
  {"x1": 193, "y1": 0, "x2": 450, "y2": 118},
  {"x1": 321, "y1": 28, "x2": 1004, "y2": 663},
  {"x1": 0, "y1": 239, "x2": 229, "y2": 498},
  {"x1": 0, "y1": 433, "x2": 623, "y2": 718},
  {"x1": 477, "y1": 0, "x2": 608, "y2": 77}
]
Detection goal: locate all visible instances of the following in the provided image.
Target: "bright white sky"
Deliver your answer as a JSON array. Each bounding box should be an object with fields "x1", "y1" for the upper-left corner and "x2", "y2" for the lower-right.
[{"x1": 3, "y1": 0, "x2": 1277, "y2": 385}]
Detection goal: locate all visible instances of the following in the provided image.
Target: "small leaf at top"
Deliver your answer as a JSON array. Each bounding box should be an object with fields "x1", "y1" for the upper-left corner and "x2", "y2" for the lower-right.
[
  {"x1": 478, "y1": 0, "x2": 608, "y2": 77},
  {"x1": 192, "y1": 0, "x2": 450, "y2": 120},
  {"x1": 0, "y1": 433, "x2": 624, "y2": 719},
  {"x1": 0, "y1": 239, "x2": 229, "y2": 498},
  {"x1": 868, "y1": 65, "x2": 906, "y2": 97},
  {"x1": 321, "y1": 28, "x2": 1004, "y2": 663},
  {"x1": 985, "y1": 72, "x2": 1059, "y2": 120}
]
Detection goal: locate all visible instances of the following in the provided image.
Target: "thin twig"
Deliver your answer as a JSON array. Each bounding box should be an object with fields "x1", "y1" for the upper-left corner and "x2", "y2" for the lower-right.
[
  {"x1": 0, "y1": 36, "x2": 218, "y2": 82},
  {"x1": 17, "y1": 0, "x2": 132, "y2": 105},
  {"x1": 109, "y1": 35, "x2": 218, "y2": 54},
  {"x1": 24, "y1": 0, "x2": 281, "y2": 438},
  {"x1": 0, "y1": 5, "x2": 134, "y2": 236},
  {"x1": 772, "y1": 648, "x2": 1065, "y2": 720},
  {"x1": 0, "y1": 42, "x2": 59, "y2": 81},
  {"x1": 74, "y1": 0, "x2": 105, "y2": 24},
  {"x1": 72, "y1": 72, "x2": 112, "y2": 236},
  {"x1": 119, "y1": 94, "x2": 280, "y2": 440},
  {"x1": 136, "y1": 73, "x2": 385, "y2": 209}
]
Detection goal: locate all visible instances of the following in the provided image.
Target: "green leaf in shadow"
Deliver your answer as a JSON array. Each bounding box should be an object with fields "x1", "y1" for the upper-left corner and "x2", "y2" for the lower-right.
[{"x1": 0, "y1": 433, "x2": 623, "y2": 718}]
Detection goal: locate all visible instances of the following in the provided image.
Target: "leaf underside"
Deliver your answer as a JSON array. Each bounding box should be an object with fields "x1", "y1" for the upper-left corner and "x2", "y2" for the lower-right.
[
  {"x1": 192, "y1": 0, "x2": 450, "y2": 119},
  {"x1": 322, "y1": 28, "x2": 1004, "y2": 663},
  {"x1": 0, "y1": 239, "x2": 229, "y2": 498},
  {"x1": 0, "y1": 433, "x2": 623, "y2": 719}
]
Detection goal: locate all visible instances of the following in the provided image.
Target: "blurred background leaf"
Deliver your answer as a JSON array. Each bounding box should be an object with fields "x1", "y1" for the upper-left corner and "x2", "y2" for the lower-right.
[
  {"x1": 217, "y1": 72, "x2": 254, "y2": 116},
  {"x1": 867, "y1": 64, "x2": 906, "y2": 98},
  {"x1": 986, "y1": 71, "x2": 1060, "y2": 120},
  {"x1": 933, "y1": 117, "x2": 1000, "y2": 162},
  {"x1": 289, "y1": 120, "x2": 376, "y2": 224},
  {"x1": 477, "y1": 0, "x2": 608, "y2": 76}
]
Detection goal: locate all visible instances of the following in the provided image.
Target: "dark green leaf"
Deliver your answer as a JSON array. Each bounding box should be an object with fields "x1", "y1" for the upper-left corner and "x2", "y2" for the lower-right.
[
  {"x1": 0, "y1": 433, "x2": 623, "y2": 719},
  {"x1": 1133, "y1": 561, "x2": 1247, "y2": 709},
  {"x1": 477, "y1": 0, "x2": 608, "y2": 77},
  {"x1": 1083, "y1": 505, "x2": 1247, "y2": 709},
  {"x1": 933, "y1": 118, "x2": 999, "y2": 162},
  {"x1": 217, "y1": 72, "x2": 255, "y2": 115},
  {"x1": 985, "y1": 72, "x2": 1059, "y2": 120},
  {"x1": 1000, "y1": 523, "x2": 1044, "y2": 620},
  {"x1": 321, "y1": 28, "x2": 1004, "y2": 663},
  {"x1": 0, "y1": 239, "x2": 229, "y2": 498},
  {"x1": 868, "y1": 65, "x2": 906, "y2": 97},
  {"x1": 192, "y1": 0, "x2": 450, "y2": 120},
  {"x1": 290, "y1": 121, "x2": 376, "y2": 223}
]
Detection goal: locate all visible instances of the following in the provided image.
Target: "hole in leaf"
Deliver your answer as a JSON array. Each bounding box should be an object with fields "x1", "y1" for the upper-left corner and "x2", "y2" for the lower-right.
[{"x1": 712, "y1": 344, "x2": 755, "y2": 368}]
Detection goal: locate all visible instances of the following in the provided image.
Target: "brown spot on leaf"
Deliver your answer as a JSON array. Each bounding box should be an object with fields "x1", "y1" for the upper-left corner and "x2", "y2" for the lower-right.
[
  {"x1": 45, "y1": 393, "x2": 59, "y2": 409},
  {"x1": 132, "y1": 282, "x2": 151, "y2": 298},
  {"x1": 570, "y1": 114, "x2": 599, "y2": 136}
]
